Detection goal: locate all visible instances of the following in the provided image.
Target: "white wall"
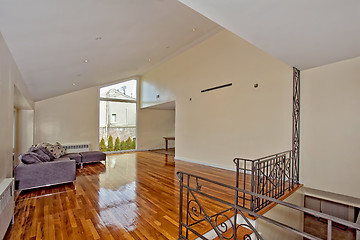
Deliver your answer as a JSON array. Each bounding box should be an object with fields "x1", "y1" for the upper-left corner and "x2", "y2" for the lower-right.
[
  {"x1": 34, "y1": 82, "x2": 175, "y2": 152},
  {"x1": 137, "y1": 108, "x2": 175, "y2": 149},
  {"x1": 141, "y1": 30, "x2": 293, "y2": 169},
  {"x1": 0, "y1": 32, "x2": 33, "y2": 179},
  {"x1": 35, "y1": 87, "x2": 99, "y2": 150},
  {"x1": 14, "y1": 109, "x2": 34, "y2": 166},
  {"x1": 301, "y1": 57, "x2": 360, "y2": 199}
]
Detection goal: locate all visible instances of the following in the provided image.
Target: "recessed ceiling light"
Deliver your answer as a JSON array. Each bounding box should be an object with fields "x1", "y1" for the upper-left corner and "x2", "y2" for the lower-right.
[
  {"x1": 72, "y1": 83, "x2": 76, "y2": 86},
  {"x1": 192, "y1": 28, "x2": 196, "y2": 32},
  {"x1": 148, "y1": 58, "x2": 151, "y2": 62},
  {"x1": 83, "y1": 59, "x2": 88, "y2": 63}
]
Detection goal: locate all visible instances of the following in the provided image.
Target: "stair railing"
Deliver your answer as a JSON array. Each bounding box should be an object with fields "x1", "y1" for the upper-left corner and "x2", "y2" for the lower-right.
[
  {"x1": 234, "y1": 150, "x2": 297, "y2": 212},
  {"x1": 177, "y1": 171, "x2": 360, "y2": 240}
]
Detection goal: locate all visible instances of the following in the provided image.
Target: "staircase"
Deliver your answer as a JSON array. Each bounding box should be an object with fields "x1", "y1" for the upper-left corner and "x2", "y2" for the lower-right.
[{"x1": 177, "y1": 151, "x2": 360, "y2": 240}]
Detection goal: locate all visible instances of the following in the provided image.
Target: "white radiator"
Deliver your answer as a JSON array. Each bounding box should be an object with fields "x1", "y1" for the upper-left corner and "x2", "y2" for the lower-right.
[
  {"x1": 0, "y1": 178, "x2": 14, "y2": 239},
  {"x1": 63, "y1": 144, "x2": 90, "y2": 153}
]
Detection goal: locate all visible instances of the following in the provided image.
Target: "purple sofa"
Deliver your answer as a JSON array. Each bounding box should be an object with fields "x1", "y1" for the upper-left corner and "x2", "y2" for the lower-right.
[
  {"x1": 15, "y1": 157, "x2": 76, "y2": 190},
  {"x1": 15, "y1": 144, "x2": 106, "y2": 190}
]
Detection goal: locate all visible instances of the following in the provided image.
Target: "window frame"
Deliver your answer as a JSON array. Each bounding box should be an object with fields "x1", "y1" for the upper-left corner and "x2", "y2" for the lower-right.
[{"x1": 98, "y1": 78, "x2": 138, "y2": 151}]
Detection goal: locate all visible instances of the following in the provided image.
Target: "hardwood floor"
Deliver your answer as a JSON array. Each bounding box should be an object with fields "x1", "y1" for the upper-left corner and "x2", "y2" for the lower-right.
[
  {"x1": 149, "y1": 148, "x2": 175, "y2": 156},
  {"x1": 5, "y1": 152, "x2": 242, "y2": 240},
  {"x1": 6, "y1": 151, "x2": 309, "y2": 239}
]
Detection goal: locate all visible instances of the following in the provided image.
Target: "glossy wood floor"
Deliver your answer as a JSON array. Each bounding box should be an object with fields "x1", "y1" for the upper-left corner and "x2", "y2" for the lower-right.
[
  {"x1": 5, "y1": 152, "x2": 245, "y2": 240},
  {"x1": 150, "y1": 148, "x2": 175, "y2": 156}
]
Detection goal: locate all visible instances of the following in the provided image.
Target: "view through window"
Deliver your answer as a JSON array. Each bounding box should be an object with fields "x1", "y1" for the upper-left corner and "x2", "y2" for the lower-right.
[{"x1": 99, "y1": 80, "x2": 137, "y2": 152}]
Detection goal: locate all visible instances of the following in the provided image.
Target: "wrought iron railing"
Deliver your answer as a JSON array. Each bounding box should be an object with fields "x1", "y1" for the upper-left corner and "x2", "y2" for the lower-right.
[
  {"x1": 177, "y1": 171, "x2": 360, "y2": 240},
  {"x1": 177, "y1": 171, "x2": 260, "y2": 240},
  {"x1": 234, "y1": 150, "x2": 298, "y2": 212}
]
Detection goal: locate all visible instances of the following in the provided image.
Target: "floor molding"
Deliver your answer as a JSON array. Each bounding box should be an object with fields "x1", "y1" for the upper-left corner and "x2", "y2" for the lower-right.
[
  {"x1": 174, "y1": 156, "x2": 236, "y2": 172},
  {"x1": 105, "y1": 147, "x2": 168, "y2": 154}
]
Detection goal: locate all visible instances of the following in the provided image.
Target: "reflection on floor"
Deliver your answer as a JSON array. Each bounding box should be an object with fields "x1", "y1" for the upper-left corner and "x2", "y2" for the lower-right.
[
  {"x1": 6, "y1": 152, "x2": 239, "y2": 239},
  {"x1": 304, "y1": 213, "x2": 356, "y2": 240},
  {"x1": 9, "y1": 151, "x2": 327, "y2": 240},
  {"x1": 150, "y1": 148, "x2": 175, "y2": 156}
]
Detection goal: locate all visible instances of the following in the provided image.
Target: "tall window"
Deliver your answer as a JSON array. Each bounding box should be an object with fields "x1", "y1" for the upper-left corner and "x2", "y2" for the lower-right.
[{"x1": 99, "y1": 80, "x2": 137, "y2": 152}]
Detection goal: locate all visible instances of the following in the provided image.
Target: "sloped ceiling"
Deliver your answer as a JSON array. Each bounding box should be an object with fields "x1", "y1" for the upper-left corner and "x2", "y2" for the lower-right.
[
  {"x1": 0, "y1": 0, "x2": 220, "y2": 101},
  {"x1": 179, "y1": 0, "x2": 360, "y2": 70}
]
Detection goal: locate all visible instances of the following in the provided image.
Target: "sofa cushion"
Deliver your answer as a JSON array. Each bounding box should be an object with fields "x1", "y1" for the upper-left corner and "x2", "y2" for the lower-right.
[
  {"x1": 19, "y1": 152, "x2": 43, "y2": 164},
  {"x1": 80, "y1": 151, "x2": 106, "y2": 163},
  {"x1": 62, "y1": 153, "x2": 82, "y2": 164},
  {"x1": 28, "y1": 146, "x2": 52, "y2": 162},
  {"x1": 38, "y1": 146, "x2": 54, "y2": 160},
  {"x1": 20, "y1": 146, "x2": 53, "y2": 164}
]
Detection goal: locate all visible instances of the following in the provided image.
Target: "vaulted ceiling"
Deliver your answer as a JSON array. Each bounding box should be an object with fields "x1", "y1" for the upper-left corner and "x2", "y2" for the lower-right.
[
  {"x1": 1, "y1": 0, "x2": 359, "y2": 101},
  {"x1": 179, "y1": 0, "x2": 360, "y2": 70},
  {"x1": 0, "y1": 0, "x2": 220, "y2": 101}
]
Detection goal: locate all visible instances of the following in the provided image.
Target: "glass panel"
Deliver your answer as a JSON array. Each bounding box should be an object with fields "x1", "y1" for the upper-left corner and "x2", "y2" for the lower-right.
[
  {"x1": 99, "y1": 101, "x2": 136, "y2": 151},
  {"x1": 111, "y1": 114, "x2": 116, "y2": 123},
  {"x1": 100, "y1": 79, "x2": 137, "y2": 100},
  {"x1": 99, "y1": 79, "x2": 137, "y2": 152}
]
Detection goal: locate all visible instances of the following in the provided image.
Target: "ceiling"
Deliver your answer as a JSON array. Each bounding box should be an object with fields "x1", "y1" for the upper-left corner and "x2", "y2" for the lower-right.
[
  {"x1": 0, "y1": 0, "x2": 220, "y2": 101},
  {"x1": 179, "y1": 0, "x2": 360, "y2": 70},
  {"x1": 1, "y1": 1, "x2": 359, "y2": 102}
]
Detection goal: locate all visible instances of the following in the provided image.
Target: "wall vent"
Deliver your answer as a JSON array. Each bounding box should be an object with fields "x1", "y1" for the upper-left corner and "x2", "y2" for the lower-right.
[
  {"x1": 63, "y1": 144, "x2": 90, "y2": 153},
  {"x1": 201, "y1": 83, "x2": 232, "y2": 93}
]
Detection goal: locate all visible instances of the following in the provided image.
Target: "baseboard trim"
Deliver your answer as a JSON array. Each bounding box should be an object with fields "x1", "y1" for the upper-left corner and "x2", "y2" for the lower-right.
[
  {"x1": 104, "y1": 149, "x2": 139, "y2": 154},
  {"x1": 174, "y1": 156, "x2": 235, "y2": 172},
  {"x1": 105, "y1": 148, "x2": 163, "y2": 154},
  {"x1": 146, "y1": 147, "x2": 175, "y2": 151},
  {"x1": 105, "y1": 147, "x2": 176, "y2": 154}
]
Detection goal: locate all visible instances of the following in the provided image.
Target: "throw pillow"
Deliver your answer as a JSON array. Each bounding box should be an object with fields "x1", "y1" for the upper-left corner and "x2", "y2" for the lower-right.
[
  {"x1": 19, "y1": 152, "x2": 42, "y2": 164},
  {"x1": 51, "y1": 142, "x2": 67, "y2": 158},
  {"x1": 33, "y1": 142, "x2": 52, "y2": 149},
  {"x1": 32, "y1": 142, "x2": 67, "y2": 159},
  {"x1": 38, "y1": 146, "x2": 54, "y2": 160},
  {"x1": 54, "y1": 142, "x2": 66, "y2": 156},
  {"x1": 28, "y1": 147, "x2": 51, "y2": 162}
]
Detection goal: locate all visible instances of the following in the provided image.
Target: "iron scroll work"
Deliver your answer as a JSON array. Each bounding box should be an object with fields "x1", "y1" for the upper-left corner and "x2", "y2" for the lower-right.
[
  {"x1": 177, "y1": 172, "x2": 262, "y2": 240},
  {"x1": 177, "y1": 150, "x2": 298, "y2": 240},
  {"x1": 177, "y1": 170, "x2": 360, "y2": 240},
  {"x1": 292, "y1": 67, "x2": 300, "y2": 184}
]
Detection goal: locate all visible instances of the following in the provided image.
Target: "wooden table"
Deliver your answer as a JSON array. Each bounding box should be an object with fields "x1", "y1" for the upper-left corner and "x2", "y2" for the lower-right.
[{"x1": 163, "y1": 137, "x2": 175, "y2": 151}]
